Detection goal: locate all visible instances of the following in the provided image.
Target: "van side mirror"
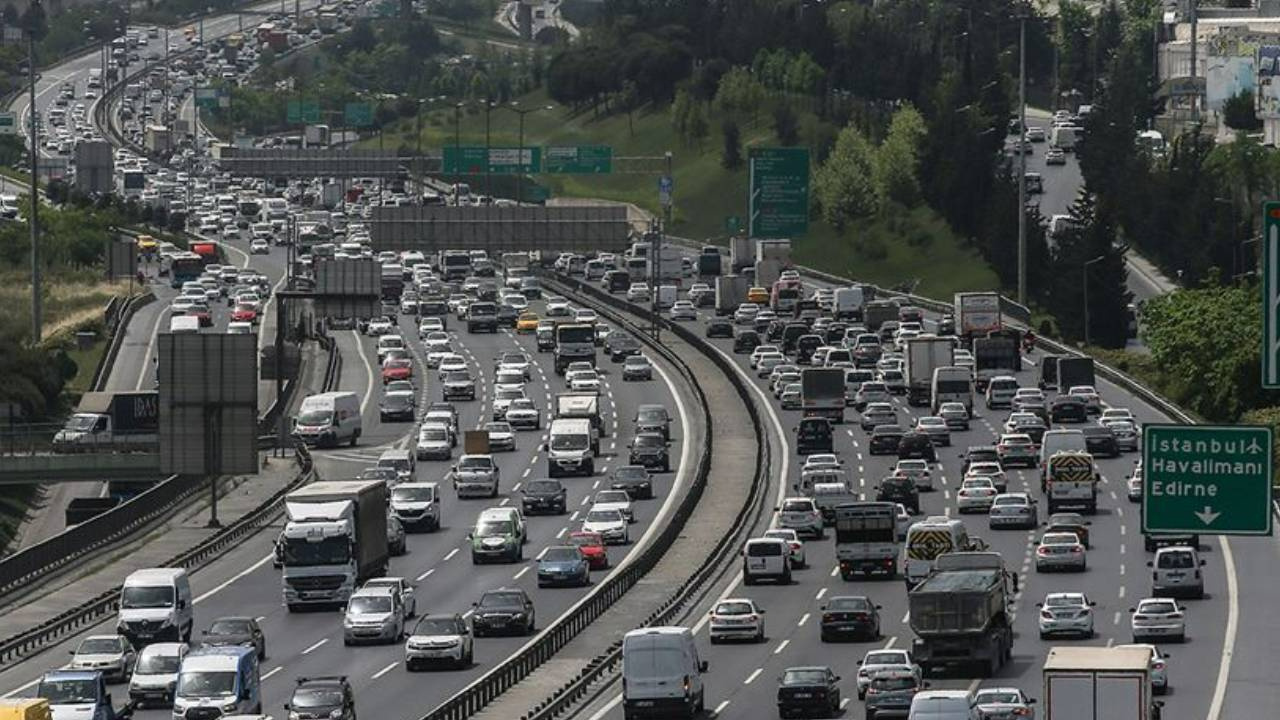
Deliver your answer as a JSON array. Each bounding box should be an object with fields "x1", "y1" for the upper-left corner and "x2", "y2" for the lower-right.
[
  {"x1": 1200, "y1": 559, "x2": 1206, "y2": 566},
  {"x1": 283, "y1": 704, "x2": 292, "y2": 711},
  {"x1": 699, "y1": 660, "x2": 708, "y2": 673},
  {"x1": 177, "y1": 600, "x2": 187, "y2": 609}
]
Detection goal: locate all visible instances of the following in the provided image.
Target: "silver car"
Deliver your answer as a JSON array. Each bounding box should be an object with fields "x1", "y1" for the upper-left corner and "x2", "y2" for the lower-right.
[
  {"x1": 1035, "y1": 532, "x2": 1087, "y2": 572},
  {"x1": 343, "y1": 587, "x2": 405, "y2": 645},
  {"x1": 1037, "y1": 592, "x2": 1095, "y2": 639},
  {"x1": 71, "y1": 634, "x2": 136, "y2": 683},
  {"x1": 974, "y1": 687, "x2": 1037, "y2": 720},
  {"x1": 988, "y1": 493, "x2": 1037, "y2": 529}
]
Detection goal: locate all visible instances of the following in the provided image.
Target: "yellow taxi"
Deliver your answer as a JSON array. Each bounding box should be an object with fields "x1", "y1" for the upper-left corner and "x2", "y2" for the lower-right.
[
  {"x1": 136, "y1": 234, "x2": 158, "y2": 255},
  {"x1": 747, "y1": 286, "x2": 770, "y2": 304},
  {"x1": 516, "y1": 311, "x2": 541, "y2": 333}
]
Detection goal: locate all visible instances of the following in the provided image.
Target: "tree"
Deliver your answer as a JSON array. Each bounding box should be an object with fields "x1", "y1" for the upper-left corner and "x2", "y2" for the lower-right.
[
  {"x1": 1048, "y1": 191, "x2": 1132, "y2": 347},
  {"x1": 773, "y1": 103, "x2": 798, "y2": 145},
  {"x1": 687, "y1": 101, "x2": 710, "y2": 148},
  {"x1": 618, "y1": 79, "x2": 640, "y2": 136},
  {"x1": 713, "y1": 66, "x2": 765, "y2": 121},
  {"x1": 671, "y1": 87, "x2": 693, "y2": 142},
  {"x1": 874, "y1": 104, "x2": 927, "y2": 207},
  {"x1": 814, "y1": 122, "x2": 878, "y2": 228},
  {"x1": 721, "y1": 118, "x2": 742, "y2": 169},
  {"x1": 1223, "y1": 89, "x2": 1261, "y2": 131}
]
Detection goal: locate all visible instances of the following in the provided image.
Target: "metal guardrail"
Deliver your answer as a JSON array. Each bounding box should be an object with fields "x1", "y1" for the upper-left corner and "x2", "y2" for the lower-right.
[
  {"x1": 0, "y1": 442, "x2": 314, "y2": 666},
  {"x1": 88, "y1": 291, "x2": 155, "y2": 393},
  {"x1": 420, "y1": 274, "x2": 770, "y2": 720}
]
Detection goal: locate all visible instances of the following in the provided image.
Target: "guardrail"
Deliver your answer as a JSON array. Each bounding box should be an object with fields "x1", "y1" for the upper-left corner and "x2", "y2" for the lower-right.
[
  {"x1": 0, "y1": 441, "x2": 314, "y2": 666},
  {"x1": 420, "y1": 274, "x2": 770, "y2": 720},
  {"x1": 88, "y1": 291, "x2": 156, "y2": 393}
]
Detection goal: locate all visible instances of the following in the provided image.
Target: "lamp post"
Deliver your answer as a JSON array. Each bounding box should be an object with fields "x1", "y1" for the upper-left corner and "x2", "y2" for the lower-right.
[
  {"x1": 501, "y1": 102, "x2": 552, "y2": 205},
  {"x1": 1082, "y1": 255, "x2": 1105, "y2": 346},
  {"x1": 483, "y1": 100, "x2": 494, "y2": 197},
  {"x1": 27, "y1": 0, "x2": 41, "y2": 343}
]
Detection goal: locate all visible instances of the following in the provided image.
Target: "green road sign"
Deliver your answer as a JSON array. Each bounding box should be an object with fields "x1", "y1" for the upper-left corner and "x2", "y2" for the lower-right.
[
  {"x1": 1264, "y1": 201, "x2": 1280, "y2": 388},
  {"x1": 725, "y1": 215, "x2": 742, "y2": 233},
  {"x1": 443, "y1": 145, "x2": 542, "y2": 174},
  {"x1": 544, "y1": 145, "x2": 612, "y2": 174},
  {"x1": 1142, "y1": 424, "x2": 1273, "y2": 536},
  {"x1": 287, "y1": 100, "x2": 321, "y2": 124},
  {"x1": 344, "y1": 102, "x2": 373, "y2": 128},
  {"x1": 749, "y1": 147, "x2": 810, "y2": 238}
]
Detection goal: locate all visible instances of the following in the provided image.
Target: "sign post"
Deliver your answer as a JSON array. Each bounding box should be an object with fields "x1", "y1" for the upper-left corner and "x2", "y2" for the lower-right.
[
  {"x1": 658, "y1": 175, "x2": 673, "y2": 209},
  {"x1": 1264, "y1": 201, "x2": 1280, "y2": 388},
  {"x1": 443, "y1": 146, "x2": 541, "y2": 174},
  {"x1": 544, "y1": 145, "x2": 612, "y2": 174},
  {"x1": 1142, "y1": 424, "x2": 1273, "y2": 536},
  {"x1": 748, "y1": 147, "x2": 810, "y2": 238},
  {"x1": 344, "y1": 102, "x2": 374, "y2": 128}
]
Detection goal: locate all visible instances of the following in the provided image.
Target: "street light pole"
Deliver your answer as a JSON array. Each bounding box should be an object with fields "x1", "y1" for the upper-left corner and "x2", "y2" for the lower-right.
[
  {"x1": 1017, "y1": 16, "x2": 1027, "y2": 306},
  {"x1": 28, "y1": 0, "x2": 41, "y2": 343},
  {"x1": 484, "y1": 101, "x2": 493, "y2": 197},
  {"x1": 1082, "y1": 255, "x2": 1105, "y2": 346}
]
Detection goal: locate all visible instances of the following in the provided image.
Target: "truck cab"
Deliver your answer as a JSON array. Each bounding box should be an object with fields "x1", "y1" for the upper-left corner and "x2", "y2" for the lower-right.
[{"x1": 280, "y1": 480, "x2": 390, "y2": 611}]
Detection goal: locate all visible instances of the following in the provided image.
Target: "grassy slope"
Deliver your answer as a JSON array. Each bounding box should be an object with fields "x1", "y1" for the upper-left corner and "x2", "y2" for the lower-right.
[{"x1": 374, "y1": 89, "x2": 998, "y2": 299}]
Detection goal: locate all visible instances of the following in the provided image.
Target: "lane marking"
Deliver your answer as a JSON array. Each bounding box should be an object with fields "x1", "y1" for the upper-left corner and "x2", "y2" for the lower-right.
[
  {"x1": 262, "y1": 667, "x2": 283, "y2": 681},
  {"x1": 301, "y1": 638, "x2": 327, "y2": 654},
  {"x1": 443, "y1": 548, "x2": 459, "y2": 561},
  {"x1": 773, "y1": 639, "x2": 789, "y2": 655},
  {"x1": 416, "y1": 568, "x2": 435, "y2": 582},
  {"x1": 743, "y1": 668, "x2": 763, "y2": 685},
  {"x1": 194, "y1": 553, "x2": 274, "y2": 604},
  {"x1": 514, "y1": 567, "x2": 529, "y2": 580},
  {"x1": 371, "y1": 661, "x2": 398, "y2": 679},
  {"x1": 714, "y1": 700, "x2": 729, "y2": 715},
  {"x1": 797, "y1": 613, "x2": 810, "y2": 627},
  {"x1": 1208, "y1": 537, "x2": 1240, "y2": 720}
]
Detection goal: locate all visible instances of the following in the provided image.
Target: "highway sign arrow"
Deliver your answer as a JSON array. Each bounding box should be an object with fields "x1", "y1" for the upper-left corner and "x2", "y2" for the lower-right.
[{"x1": 1194, "y1": 506, "x2": 1221, "y2": 525}]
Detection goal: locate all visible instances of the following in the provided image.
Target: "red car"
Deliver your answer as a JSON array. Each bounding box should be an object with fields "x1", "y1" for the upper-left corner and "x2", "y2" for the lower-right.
[
  {"x1": 231, "y1": 304, "x2": 258, "y2": 324},
  {"x1": 188, "y1": 304, "x2": 213, "y2": 327},
  {"x1": 381, "y1": 358, "x2": 413, "y2": 383},
  {"x1": 569, "y1": 531, "x2": 609, "y2": 570}
]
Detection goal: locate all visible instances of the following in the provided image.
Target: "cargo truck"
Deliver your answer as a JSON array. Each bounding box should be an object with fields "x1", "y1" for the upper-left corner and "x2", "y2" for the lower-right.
[
  {"x1": 52, "y1": 392, "x2": 159, "y2": 453},
  {"x1": 904, "y1": 337, "x2": 955, "y2": 407},
  {"x1": 801, "y1": 368, "x2": 846, "y2": 423},
  {"x1": 863, "y1": 300, "x2": 899, "y2": 332},
  {"x1": 714, "y1": 275, "x2": 749, "y2": 315},
  {"x1": 729, "y1": 237, "x2": 756, "y2": 273},
  {"x1": 1043, "y1": 646, "x2": 1161, "y2": 720},
  {"x1": 908, "y1": 552, "x2": 1016, "y2": 677},
  {"x1": 554, "y1": 323, "x2": 597, "y2": 374},
  {"x1": 555, "y1": 392, "x2": 604, "y2": 449},
  {"x1": 834, "y1": 502, "x2": 899, "y2": 579},
  {"x1": 953, "y1": 292, "x2": 1002, "y2": 343},
  {"x1": 1057, "y1": 356, "x2": 1096, "y2": 391},
  {"x1": 280, "y1": 480, "x2": 390, "y2": 611},
  {"x1": 755, "y1": 239, "x2": 792, "y2": 267},
  {"x1": 697, "y1": 246, "x2": 723, "y2": 276},
  {"x1": 1044, "y1": 450, "x2": 1099, "y2": 514},
  {"x1": 972, "y1": 335, "x2": 1021, "y2": 392}
]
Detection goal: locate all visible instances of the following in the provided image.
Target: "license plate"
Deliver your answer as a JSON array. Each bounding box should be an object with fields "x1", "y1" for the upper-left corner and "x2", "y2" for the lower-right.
[
  {"x1": 634, "y1": 701, "x2": 654, "y2": 708},
  {"x1": 793, "y1": 693, "x2": 812, "y2": 699}
]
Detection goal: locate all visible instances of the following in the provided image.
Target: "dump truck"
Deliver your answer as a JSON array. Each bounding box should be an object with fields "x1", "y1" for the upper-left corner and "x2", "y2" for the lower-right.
[
  {"x1": 1045, "y1": 450, "x2": 1100, "y2": 514},
  {"x1": 908, "y1": 552, "x2": 1016, "y2": 677},
  {"x1": 1043, "y1": 646, "x2": 1160, "y2": 720},
  {"x1": 280, "y1": 480, "x2": 389, "y2": 611},
  {"x1": 904, "y1": 337, "x2": 955, "y2": 406},
  {"x1": 801, "y1": 368, "x2": 846, "y2": 423},
  {"x1": 52, "y1": 392, "x2": 159, "y2": 453},
  {"x1": 715, "y1": 275, "x2": 750, "y2": 315},
  {"x1": 954, "y1": 291, "x2": 1002, "y2": 343}
]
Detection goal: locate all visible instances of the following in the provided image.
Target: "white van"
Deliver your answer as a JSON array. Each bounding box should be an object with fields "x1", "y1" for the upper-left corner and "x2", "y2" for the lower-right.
[
  {"x1": 129, "y1": 642, "x2": 189, "y2": 707},
  {"x1": 293, "y1": 391, "x2": 362, "y2": 448},
  {"x1": 904, "y1": 517, "x2": 971, "y2": 587},
  {"x1": 621, "y1": 627, "x2": 707, "y2": 720},
  {"x1": 742, "y1": 537, "x2": 792, "y2": 585},
  {"x1": 908, "y1": 690, "x2": 979, "y2": 720},
  {"x1": 833, "y1": 286, "x2": 865, "y2": 320},
  {"x1": 931, "y1": 366, "x2": 973, "y2": 415},
  {"x1": 1038, "y1": 429, "x2": 1086, "y2": 481},
  {"x1": 546, "y1": 418, "x2": 595, "y2": 477},
  {"x1": 377, "y1": 448, "x2": 415, "y2": 483},
  {"x1": 1050, "y1": 125, "x2": 1079, "y2": 151},
  {"x1": 172, "y1": 646, "x2": 261, "y2": 719},
  {"x1": 656, "y1": 285, "x2": 678, "y2": 310},
  {"x1": 1151, "y1": 545, "x2": 1205, "y2": 599},
  {"x1": 985, "y1": 375, "x2": 1019, "y2": 409},
  {"x1": 169, "y1": 315, "x2": 200, "y2": 334},
  {"x1": 117, "y1": 568, "x2": 194, "y2": 645}
]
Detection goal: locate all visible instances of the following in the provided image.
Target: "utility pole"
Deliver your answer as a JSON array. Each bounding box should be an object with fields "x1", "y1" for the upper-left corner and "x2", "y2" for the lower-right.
[
  {"x1": 1190, "y1": 0, "x2": 1199, "y2": 124},
  {"x1": 28, "y1": 0, "x2": 41, "y2": 343},
  {"x1": 1017, "y1": 17, "x2": 1027, "y2": 306}
]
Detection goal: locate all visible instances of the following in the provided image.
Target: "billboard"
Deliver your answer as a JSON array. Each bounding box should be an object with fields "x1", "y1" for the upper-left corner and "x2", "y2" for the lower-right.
[
  {"x1": 1258, "y1": 46, "x2": 1280, "y2": 118},
  {"x1": 314, "y1": 257, "x2": 380, "y2": 318},
  {"x1": 1207, "y1": 55, "x2": 1256, "y2": 112},
  {"x1": 75, "y1": 141, "x2": 114, "y2": 194},
  {"x1": 158, "y1": 333, "x2": 259, "y2": 476}
]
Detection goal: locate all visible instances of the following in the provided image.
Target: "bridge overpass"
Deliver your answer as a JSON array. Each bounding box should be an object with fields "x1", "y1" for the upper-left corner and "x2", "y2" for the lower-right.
[{"x1": 0, "y1": 452, "x2": 162, "y2": 485}]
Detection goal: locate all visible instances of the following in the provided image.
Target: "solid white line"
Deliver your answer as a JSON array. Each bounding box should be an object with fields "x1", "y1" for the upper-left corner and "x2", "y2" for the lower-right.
[
  {"x1": 1208, "y1": 537, "x2": 1240, "y2": 720},
  {"x1": 744, "y1": 668, "x2": 763, "y2": 685},
  {"x1": 194, "y1": 553, "x2": 274, "y2": 604},
  {"x1": 301, "y1": 638, "x2": 327, "y2": 654},
  {"x1": 262, "y1": 667, "x2": 283, "y2": 681},
  {"x1": 354, "y1": 330, "x2": 376, "y2": 416},
  {"x1": 416, "y1": 568, "x2": 435, "y2": 582},
  {"x1": 135, "y1": 299, "x2": 169, "y2": 390},
  {"x1": 371, "y1": 661, "x2": 398, "y2": 679}
]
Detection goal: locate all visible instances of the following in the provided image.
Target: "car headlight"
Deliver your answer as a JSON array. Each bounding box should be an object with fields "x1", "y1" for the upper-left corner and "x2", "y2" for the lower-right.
[
  {"x1": 288, "y1": 713, "x2": 301, "y2": 720},
  {"x1": 222, "y1": 702, "x2": 239, "y2": 712},
  {"x1": 329, "y1": 710, "x2": 343, "y2": 719}
]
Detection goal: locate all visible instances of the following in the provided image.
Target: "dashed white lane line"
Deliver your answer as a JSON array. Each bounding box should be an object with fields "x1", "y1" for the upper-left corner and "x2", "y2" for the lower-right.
[
  {"x1": 301, "y1": 638, "x2": 327, "y2": 654},
  {"x1": 570, "y1": 511, "x2": 579, "y2": 521},
  {"x1": 744, "y1": 668, "x2": 763, "y2": 685},
  {"x1": 514, "y1": 567, "x2": 529, "y2": 580},
  {"x1": 774, "y1": 639, "x2": 790, "y2": 655},
  {"x1": 262, "y1": 667, "x2": 284, "y2": 681},
  {"x1": 1118, "y1": 586, "x2": 1127, "y2": 598},
  {"x1": 416, "y1": 567, "x2": 436, "y2": 582},
  {"x1": 443, "y1": 548, "x2": 459, "y2": 561},
  {"x1": 714, "y1": 700, "x2": 730, "y2": 715},
  {"x1": 372, "y1": 661, "x2": 398, "y2": 679},
  {"x1": 556, "y1": 527, "x2": 567, "y2": 538},
  {"x1": 815, "y1": 588, "x2": 827, "y2": 600},
  {"x1": 798, "y1": 613, "x2": 810, "y2": 626}
]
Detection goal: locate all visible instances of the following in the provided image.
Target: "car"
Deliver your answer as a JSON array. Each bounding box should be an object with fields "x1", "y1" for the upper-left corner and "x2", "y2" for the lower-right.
[
  {"x1": 515, "y1": 312, "x2": 540, "y2": 333},
  {"x1": 818, "y1": 595, "x2": 881, "y2": 642},
  {"x1": 1150, "y1": 545, "x2": 1205, "y2": 598},
  {"x1": 747, "y1": 286, "x2": 770, "y2": 304},
  {"x1": 957, "y1": 478, "x2": 998, "y2": 514},
  {"x1": 605, "y1": 332, "x2": 642, "y2": 361},
  {"x1": 496, "y1": 350, "x2": 532, "y2": 379},
  {"x1": 70, "y1": 634, "x2": 136, "y2": 682},
  {"x1": 343, "y1": 586, "x2": 405, "y2": 645},
  {"x1": 896, "y1": 431, "x2": 937, "y2": 462},
  {"x1": 1012, "y1": 388, "x2": 1047, "y2": 412},
  {"x1": 201, "y1": 616, "x2": 266, "y2": 659},
  {"x1": 363, "y1": 577, "x2": 416, "y2": 618},
  {"x1": 626, "y1": 283, "x2": 651, "y2": 303},
  {"x1": 451, "y1": 454, "x2": 500, "y2": 498},
  {"x1": 779, "y1": 385, "x2": 803, "y2": 410},
  {"x1": 545, "y1": 295, "x2": 572, "y2": 315},
  {"x1": 250, "y1": 238, "x2": 269, "y2": 254},
  {"x1": 868, "y1": 424, "x2": 904, "y2": 455},
  {"x1": 441, "y1": 370, "x2": 475, "y2": 400},
  {"x1": 380, "y1": 358, "x2": 414, "y2": 384},
  {"x1": 610, "y1": 465, "x2": 654, "y2": 499},
  {"x1": 669, "y1": 300, "x2": 697, "y2": 321},
  {"x1": 622, "y1": 354, "x2": 653, "y2": 381},
  {"x1": 1103, "y1": 418, "x2": 1140, "y2": 451},
  {"x1": 856, "y1": 649, "x2": 918, "y2": 699},
  {"x1": 937, "y1": 401, "x2": 970, "y2": 430},
  {"x1": 706, "y1": 319, "x2": 734, "y2": 338},
  {"x1": 1067, "y1": 384, "x2": 1103, "y2": 413},
  {"x1": 860, "y1": 402, "x2": 897, "y2": 431},
  {"x1": 864, "y1": 667, "x2": 924, "y2": 720},
  {"x1": 776, "y1": 666, "x2": 841, "y2": 718},
  {"x1": 492, "y1": 386, "x2": 526, "y2": 419},
  {"x1": 471, "y1": 588, "x2": 536, "y2": 637},
  {"x1": 378, "y1": 390, "x2": 416, "y2": 422},
  {"x1": 288, "y1": 676, "x2": 355, "y2": 720},
  {"x1": 567, "y1": 368, "x2": 601, "y2": 393},
  {"x1": 415, "y1": 423, "x2": 452, "y2": 460},
  {"x1": 1037, "y1": 592, "x2": 1096, "y2": 639},
  {"x1": 761, "y1": 527, "x2": 806, "y2": 568},
  {"x1": 1035, "y1": 531, "x2": 1087, "y2": 572},
  {"x1": 973, "y1": 687, "x2": 1036, "y2": 720},
  {"x1": 965, "y1": 461, "x2": 1008, "y2": 492},
  {"x1": 1050, "y1": 395, "x2": 1088, "y2": 423},
  {"x1": 593, "y1": 489, "x2": 635, "y2": 523},
  {"x1": 708, "y1": 597, "x2": 766, "y2": 644},
  {"x1": 405, "y1": 614, "x2": 472, "y2": 670},
  {"x1": 1116, "y1": 643, "x2": 1170, "y2": 694},
  {"x1": 892, "y1": 459, "x2": 932, "y2": 491},
  {"x1": 776, "y1": 496, "x2": 824, "y2": 539},
  {"x1": 1046, "y1": 146, "x2": 1067, "y2": 164},
  {"x1": 1130, "y1": 597, "x2": 1186, "y2": 643},
  {"x1": 365, "y1": 315, "x2": 394, "y2": 335},
  {"x1": 1080, "y1": 424, "x2": 1120, "y2": 458},
  {"x1": 483, "y1": 421, "x2": 516, "y2": 452},
  {"x1": 1044, "y1": 513, "x2": 1092, "y2": 548},
  {"x1": 1025, "y1": 126, "x2": 1046, "y2": 142},
  {"x1": 504, "y1": 398, "x2": 542, "y2": 430},
  {"x1": 1100, "y1": 407, "x2": 1135, "y2": 423},
  {"x1": 1127, "y1": 464, "x2": 1143, "y2": 502},
  {"x1": 988, "y1": 493, "x2": 1037, "y2": 529},
  {"x1": 628, "y1": 432, "x2": 670, "y2": 471},
  {"x1": 581, "y1": 507, "x2": 629, "y2": 544},
  {"x1": 996, "y1": 433, "x2": 1037, "y2": 468},
  {"x1": 854, "y1": 381, "x2": 892, "y2": 410},
  {"x1": 537, "y1": 545, "x2": 592, "y2": 588},
  {"x1": 568, "y1": 530, "x2": 609, "y2": 569},
  {"x1": 876, "y1": 475, "x2": 920, "y2": 514},
  {"x1": 913, "y1": 416, "x2": 951, "y2": 446}
]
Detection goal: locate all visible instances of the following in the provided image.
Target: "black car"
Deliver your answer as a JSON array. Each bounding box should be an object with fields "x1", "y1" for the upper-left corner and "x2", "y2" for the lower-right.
[
  {"x1": 961, "y1": 446, "x2": 1001, "y2": 475},
  {"x1": 202, "y1": 616, "x2": 266, "y2": 660},
  {"x1": 471, "y1": 588, "x2": 535, "y2": 637},
  {"x1": 1050, "y1": 396, "x2": 1088, "y2": 423},
  {"x1": 734, "y1": 330, "x2": 761, "y2": 353},
  {"x1": 706, "y1": 319, "x2": 734, "y2": 339},
  {"x1": 896, "y1": 432, "x2": 937, "y2": 462},
  {"x1": 634, "y1": 404, "x2": 672, "y2": 440},
  {"x1": 776, "y1": 666, "x2": 842, "y2": 718},
  {"x1": 521, "y1": 478, "x2": 567, "y2": 515},
  {"x1": 610, "y1": 465, "x2": 655, "y2": 499},
  {"x1": 378, "y1": 393, "x2": 415, "y2": 422},
  {"x1": 795, "y1": 334, "x2": 824, "y2": 364},
  {"x1": 868, "y1": 424, "x2": 904, "y2": 455},
  {"x1": 497, "y1": 303, "x2": 520, "y2": 326},
  {"x1": 766, "y1": 319, "x2": 787, "y2": 343},
  {"x1": 1081, "y1": 424, "x2": 1120, "y2": 458},
  {"x1": 796, "y1": 417, "x2": 834, "y2": 455},
  {"x1": 628, "y1": 432, "x2": 671, "y2": 471},
  {"x1": 876, "y1": 476, "x2": 920, "y2": 514},
  {"x1": 781, "y1": 323, "x2": 809, "y2": 353},
  {"x1": 605, "y1": 333, "x2": 642, "y2": 361},
  {"x1": 818, "y1": 595, "x2": 882, "y2": 641},
  {"x1": 286, "y1": 676, "x2": 355, "y2": 720}
]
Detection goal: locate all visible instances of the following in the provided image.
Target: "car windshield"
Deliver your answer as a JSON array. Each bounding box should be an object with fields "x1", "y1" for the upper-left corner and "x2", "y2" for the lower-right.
[
  {"x1": 412, "y1": 618, "x2": 460, "y2": 636},
  {"x1": 570, "y1": 533, "x2": 601, "y2": 547},
  {"x1": 393, "y1": 487, "x2": 435, "y2": 502},
  {"x1": 625, "y1": 357, "x2": 648, "y2": 366},
  {"x1": 542, "y1": 548, "x2": 581, "y2": 563},
  {"x1": 459, "y1": 457, "x2": 492, "y2": 470},
  {"x1": 551, "y1": 434, "x2": 588, "y2": 451},
  {"x1": 485, "y1": 423, "x2": 512, "y2": 434},
  {"x1": 977, "y1": 691, "x2": 1023, "y2": 704},
  {"x1": 445, "y1": 372, "x2": 470, "y2": 382},
  {"x1": 782, "y1": 670, "x2": 828, "y2": 685},
  {"x1": 420, "y1": 428, "x2": 448, "y2": 441},
  {"x1": 1141, "y1": 600, "x2": 1177, "y2": 614},
  {"x1": 1043, "y1": 533, "x2": 1079, "y2": 545},
  {"x1": 479, "y1": 592, "x2": 524, "y2": 609},
  {"x1": 716, "y1": 601, "x2": 755, "y2": 615},
  {"x1": 297, "y1": 409, "x2": 333, "y2": 425},
  {"x1": 871, "y1": 675, "x2": 916, "y2": 691},
  {"x1": 992, "y1": 496, "x2": 1024, "y2": 506},
  {"x1": 828, "y1": 597, "x2": 871, "y2": 611},
  {"x1": 121, "y1": 585, "x2": 174, "y2": 609},
  {"x1": 176, "y1": 671, "x2": 236, "y2": 697},
  {"x1": 208, "y1": 619, "x2": 251, "y2": 635},
  {"x1": 614, "y1": 467, "x2": 648, "y2": 481},
  {"x1": 348, "y1": 596, "x2": 392, "y2": 614},
  {"x1": 476, "y1": 520, "x2": 513, "y2": 536},
  {"x1": 291, "y1": 689, "x2": 344, "y2": 708},
  {"x1": 497, "y1": 388, "x2": 524, "y2": 400},
  {"x1": 136, "y1": 652, "x2": 182, "y2": 674},
  {"x1": 586, "y1": 509, "x2": 622, "y2": 523},
  {"x1": 865, "y1": 652, "x2": 906, "y2": 665},
  {"x1": 635, "y1": 435, "x2": 664, "y2": 448},
  {"x1": 596, "y1": 491, "x2": 629, "y2": 503},
  {"x1": 78, "y1": 638, "x2": 121, "y2": 654},
  {"x1": 781, "y1": 500, "x2": 813, "y2": 512},
  {"x1": 38, "y1": 679, "x2": 98, "y2": 704},
  {"x1": 1045, "y1": 595, "x2": 1084, "y2": 608}
]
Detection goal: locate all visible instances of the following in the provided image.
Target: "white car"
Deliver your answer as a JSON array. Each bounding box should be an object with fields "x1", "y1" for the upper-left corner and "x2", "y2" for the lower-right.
[
  {"x1": 956, "y1": 478, "x2": 998, "y2": 514},
  {"x1": 581, "y1": 507, "x2": 629, "y2": 544},
  {"x1": 249, "y1": 238, "x2": 269, "y2": 254},
  {"x1": 574, "y1": 308, "x2": 598, "y2": 324},
  {"x1": 424, "y1": 342, "x2": 454, "y2": 368},
  {"x1": 366, "y1": 316, "x2": 394, "y2": 336},
  {"x1": 763, "y1": 528, "x2": 806, "y2": 568},
  {"x1": 592, "y1": 489, "x2": 634, "y2": 523},
  {"x1": 1116, "y1": 644, "x2": 1170, "y2": 694},
  {"x1": 1130, "y1": 597, "x2": 1186, "y2": 643},
  {"x1": 749, "y1": 344, "x2": 780, "y2": 369},
  {"x1": 545, "y1": 296, "x2": 572, "y2": 316},
  {"x1": 437, "y1": 354, "x2": 468, "y2": 378},
  {"x1": 733, "y1": 303, "x2": 759, "y2": 325},
  {"x1": 416, "y1": 423, "x2": 453, "y2": 460},
  {"x1": 756, "y1": 353, "x2": 786, "y2": 377},
  {"x1": 567, "y1": 369, "x2": 601, "y2": 393},
  {"x1": 973, "y1": 688, "x2": 1036, "y2": 720},
  {"x1": 1037, "y1": 592, "x2": 1095, "y2": 639},
  {"x1": 965, "y1": 461, "x2": 1008, "y2": 493},
  {"x1": 626, "y1": 283, "x2": 651, "y2": 302},
  {"x1": 363, "y1": 576, "x2": 417, "y2": 618},
  {"x1": 855, "y1": 649, "x2": 918, "y2": 699},
  {"x1": 1067, "y1": 385, "x2": 1102, "y2": 413},
  {"x1": 505, "y1": 398, "x2": 542, "y2": 430},
  {"x1": 1035, "y1": 531, "x2": 1088, "y2": 572},
  {"x1": 893, "y1": 459, "x2": 932, "y2": 490},
  {"x1": 708, "y1": 598, "x2": 766, "y2": 643},
  {"x1": 418, "y1": 317, "x2": 444, "y2": 337},
  {"x1": 483, "y1": 421, "x2": 516, "y2": 452},
  {"x1": 803, "y1": 454, "x2": 842, "y2": 472},
  {"x1": 404, "y1": 613, "x2": 473, "y2": 670},
  {"x1": 669, "y1": 300, "x2": 697, "y2": 321},
  {"x1": 496, "y1": 351, "x2": 533, "y2": 380},
  {"x1": 70, "y1": 634, "x2": 136, "y2": 683},
  {"x1": 776, "y1": 497, "x2": 823, "y2": 539},
  {"x1": 1100, "y1": 407, "x2": 1134, "y2": 424}
]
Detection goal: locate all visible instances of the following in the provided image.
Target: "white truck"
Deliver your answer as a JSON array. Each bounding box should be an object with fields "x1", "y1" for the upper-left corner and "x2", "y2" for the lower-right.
[
  {"x1": 755, "y1": 238, "x2": 792, "y2": 267},
  {"x1": 953, "y1": 291, "x2": 1002, "y2": 343},
  {"x1": 1043, "y1": 646, "x2": 1160, "y2": 720},
  {"x1": 647, "y1": 247, "x2": 685, "y2": 286},
  {"x1": 715, "y1": 275, "x2": 750, "y2": 315},
  {"x1": 555, "y1": 392, "x2": 604, "y2": 448},
  {"x1": 832, "y1": 286, "x2": 865, "y2": 321},
  {"x1": 729, "y1": 237, "x2": 756, "y2": 273},
  {"x1": 53, "y1": 392, "x2": 159, "y2": 453},
  {"x1": 904, "y1": 337, "x2": 955, "y2": 407},
  {"x1": 279, "y1": 480, "x2": 390, "y2": 611},
  {"x1": 834, "y1": 502, "x2": 899, "y2": 579},
  {"x1": 801, "y1": 368, "x2": 846, "y2": 422}
]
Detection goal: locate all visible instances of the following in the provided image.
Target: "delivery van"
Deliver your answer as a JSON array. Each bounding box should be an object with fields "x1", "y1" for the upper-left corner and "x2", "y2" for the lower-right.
[
  {"x1": 621, "y1": 627, "x2": 707, "y2": 719},
  {"x1": 293, "y1": 392, "x2": 361, "y2": 447},
  {"x1": 546, "y1": 418, "x2": 595, "y2": 477},
  {"x1": 117, "y1": 568, "x2": 193, "y2": 645},
  {"x1": 172, "y1": 646, "x2": 261, "y2": 719}
]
